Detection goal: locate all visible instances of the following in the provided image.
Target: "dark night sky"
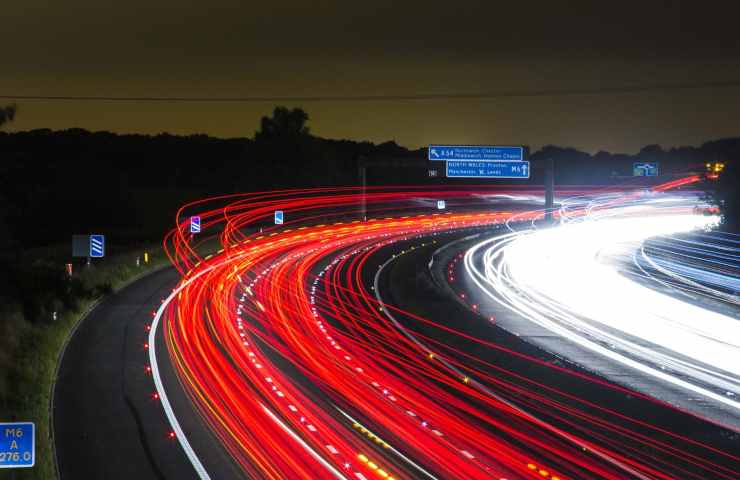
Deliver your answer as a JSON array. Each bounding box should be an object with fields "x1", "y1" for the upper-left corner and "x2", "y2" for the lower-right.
[{"x1": 4, "y1": 0, "x2": 740, "y2": 152}]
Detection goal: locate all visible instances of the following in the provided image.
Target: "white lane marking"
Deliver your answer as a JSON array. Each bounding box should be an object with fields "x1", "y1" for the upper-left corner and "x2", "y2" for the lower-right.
[
  {"x1": 464, "y1": 211, "x2": 740, "y2": 411},
  {"x1": 375, "y1": 232, "x2": 652, "y2": 480},
  {"x1": 260, "y1": 404, "x2": 349, "y2": 480},
  {"x1": 149, "y1": 267, "x2": 214, "y2": 480},
  {"x1": 335, "y1": 407, "x2": 439, "y2": 480}
]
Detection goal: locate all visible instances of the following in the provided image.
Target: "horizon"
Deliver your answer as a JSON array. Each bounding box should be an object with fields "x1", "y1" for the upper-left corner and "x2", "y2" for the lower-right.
[
  {"x1": 3, "y1": 118, "x2": 739, "y2": 157},
  {"x1": 5, "y1": 1, "x2": 740, "y2": 154}
]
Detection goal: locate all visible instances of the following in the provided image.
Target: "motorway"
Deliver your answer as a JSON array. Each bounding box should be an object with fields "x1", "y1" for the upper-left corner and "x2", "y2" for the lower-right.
[
  {"x1": 53, "y1": 267, "x2": 243, "y2": 479},
  {"x1": 55, "y1": 184, "x2": 740, "y2": 479},
  {"x1": 460, "y1": 192, "x2": 740, "y2": 424}
]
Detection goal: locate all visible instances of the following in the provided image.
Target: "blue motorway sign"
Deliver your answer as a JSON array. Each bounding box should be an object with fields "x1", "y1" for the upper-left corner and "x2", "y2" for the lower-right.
[
  {"x1": 437, "y1": 200, "x2": 446, "y2": 210},
  {"x1": 190, "y1": 215, "x2": 201, "y2": 234},
  {"x1": 0, "y1": 422, "x2": 34, "y2": 468},
  {"x1": 633, "y1": 162, "x2": 659, "y2": 177},
  {"x1": 274, "y1": 210, "x2": 284, "y2": 225},
  {"x1": 429, "y1": 145, "x2": 524, "y2": 162},
  {"x1": 447, "y1": 160, "x2": 530, "y2": 178},
  {"x1": 89, "y1": 234, "x2": 105, "y2": 258}
]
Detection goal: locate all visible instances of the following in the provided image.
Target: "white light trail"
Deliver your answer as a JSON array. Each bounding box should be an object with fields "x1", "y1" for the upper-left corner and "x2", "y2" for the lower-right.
[{"x1": 464, "y1": 194, "x2": 740, "y2": 411}]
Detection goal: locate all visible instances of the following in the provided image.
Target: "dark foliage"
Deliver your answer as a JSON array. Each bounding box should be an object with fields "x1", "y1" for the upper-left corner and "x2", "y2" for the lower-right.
[
  {"x1": 0, "y1": 107, "x2": 738, "y2": 251},
  {"x1": 714, "y1": 161, "x2": 739, "y2": 230},
  {"x1": 0, "y1": 104, "x2": 16, "y2": 129},
  {"x1": 0, "y1": 257, "x2": 98, "y2": 324}
]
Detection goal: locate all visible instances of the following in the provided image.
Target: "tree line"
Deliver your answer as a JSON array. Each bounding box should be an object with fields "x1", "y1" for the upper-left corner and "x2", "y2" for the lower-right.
[{"x1": 1, "y1": 106, "x2": 737, "y2": 251}]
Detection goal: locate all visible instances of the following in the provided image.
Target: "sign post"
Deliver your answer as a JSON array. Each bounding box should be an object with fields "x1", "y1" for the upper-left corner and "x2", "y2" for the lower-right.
[
  {"x1": 89, "y1": 235, "x2": 105, "y2": 258},
  {"x1": 633, "y1": 162, "x2": 659, "y2": 176},
  {"x1": 190, "y1": 216, "x2": 201, "y2": 234},
  {"x1": 446, "y1": 160, "x2": 530, "y2": 179},
  {"x1": 429, "y1": 145, "x2": 524, "y2": 162},
  {"x1": 0, "y1": 422, "x2": 34, "y2": 469}
]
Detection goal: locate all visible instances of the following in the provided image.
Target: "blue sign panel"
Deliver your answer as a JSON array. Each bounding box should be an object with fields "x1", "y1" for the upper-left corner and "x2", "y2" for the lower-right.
[
  {"x1": 190, "y1": 216, "x2": 201, "y2": 234},
  {"x1": 89, "y1": 234, "x2": 105, "y2": 258},
  {"x1": 429, "y1": 145, "x2": 524, "y2": 162},
  {"x1": 633, "y1": 162, "x2": 659, "y2": 177},
  {"x1": 0, "y1": 422, "x2": 34, "y2": 468},
  {"x1": 437, "y1": 200, "x2": 446, "y2": 210},
  {"x1": 274, "y1": 210, "x2": 284, "y2": 225},
  {"x1": 446, "y1": 160, "x2": 530, "y2": 178}
]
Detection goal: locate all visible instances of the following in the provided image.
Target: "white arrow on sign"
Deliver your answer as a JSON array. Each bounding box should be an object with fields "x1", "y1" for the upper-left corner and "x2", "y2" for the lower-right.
[{"x1": 430, "y1": 148, "x2": 439, "y2": 158}]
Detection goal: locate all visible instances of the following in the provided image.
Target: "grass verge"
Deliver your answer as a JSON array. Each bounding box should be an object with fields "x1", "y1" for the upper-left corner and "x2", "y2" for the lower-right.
[{"x1": 0, "y1": 247, "x2": 170, "y2": 479}]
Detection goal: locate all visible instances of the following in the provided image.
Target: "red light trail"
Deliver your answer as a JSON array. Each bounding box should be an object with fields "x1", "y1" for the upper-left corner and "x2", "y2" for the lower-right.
[{"x1": 147, "y1": 182, "x2": 738, "y2": 479}]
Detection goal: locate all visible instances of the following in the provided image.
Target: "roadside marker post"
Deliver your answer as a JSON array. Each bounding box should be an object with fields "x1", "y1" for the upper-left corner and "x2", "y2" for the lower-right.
[
  {"x1": 89, "y1": 235, "x2": 105, "y2": 258},
  {"x1": 190, "y1": 216, "x2": 201, "y2": 234}
]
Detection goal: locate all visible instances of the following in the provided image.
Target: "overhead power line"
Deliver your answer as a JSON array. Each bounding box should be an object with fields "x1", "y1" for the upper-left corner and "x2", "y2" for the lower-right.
[{"x1": 1, "y1": 79, "x2": 740, "y2": 103}]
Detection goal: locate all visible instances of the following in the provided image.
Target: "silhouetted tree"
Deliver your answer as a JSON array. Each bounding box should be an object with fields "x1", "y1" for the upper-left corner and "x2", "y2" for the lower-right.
[
  {"x1": 638, "y1": 144, "x2": 663, "y2": 157},
  {"x1": 0, "y1": 105, "x2": 16, "y2": 129},
  {"x1": 251, "y1": 107, "x2": 314, "y2": 188},
  {"x1": 255, "y1": 106, "x2": 310, "y2": 142},
  {"x1": 714, "y1": 162, "x2": 739, "y2": 230},
  {"x1": 0, "y1": 105, "x2": 18, "y2": 251}
]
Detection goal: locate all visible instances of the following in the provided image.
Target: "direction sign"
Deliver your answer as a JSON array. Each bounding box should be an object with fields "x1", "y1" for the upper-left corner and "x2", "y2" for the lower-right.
[
  {"x1": 89, "y1": 234, "x2": 105, "y2": 258},
  {"x1": 0, "y1": 422, "x2": 34, "y2": 468},
  {"x1": 274, "y1": 210, "x2": 284, "y2": 225},
  {"x1": 429, "y1": 145, "x2": 524, "y2": 162},
  {"x1": 446, "y1": 160, "x2": 530, "y2": 178},
  {"x1": 190, "y1": 216, "x2": 201, "y2": 234},
  {"x1": 633, "y1": 162, "x2": 659, "y2": 177},
  {"x1": 437, "y1": 200, "x2": 446, "y2": 210}
]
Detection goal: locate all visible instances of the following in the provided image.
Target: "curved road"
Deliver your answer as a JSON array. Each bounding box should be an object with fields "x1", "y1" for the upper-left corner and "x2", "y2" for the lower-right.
[
  {"x1": 54, "y1": 184, "x2": 740, "y2": 479},
  {"x1": 53, "y1": 267, "x2": 241, "y2": 479}
]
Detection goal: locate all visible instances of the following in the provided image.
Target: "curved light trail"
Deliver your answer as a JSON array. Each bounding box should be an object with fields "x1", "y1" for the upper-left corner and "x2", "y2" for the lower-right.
[
  {"x1": 636, "y1": 230, "x2": 740, "y2": 306},
  {"x1": 464, "y1": 191, "x2": 740, "y2": 411},
  {"x1": 146, "y1": 184, "x2": 739, "y2": 479}
]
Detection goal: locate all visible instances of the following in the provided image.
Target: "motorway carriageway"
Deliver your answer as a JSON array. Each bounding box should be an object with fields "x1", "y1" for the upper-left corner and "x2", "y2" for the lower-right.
[{"x1": 142, "y1": 183, "x2": 739, "y2": 479}]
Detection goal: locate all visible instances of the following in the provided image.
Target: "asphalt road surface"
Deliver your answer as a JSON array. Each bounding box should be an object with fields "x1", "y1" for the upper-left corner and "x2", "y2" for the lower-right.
[
  {"x1": 53, "y1": 267, "x2": 241, "y2": 480},
  {"x1": 52, "y1": 185, "x2": 740, "y2": 479}
]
